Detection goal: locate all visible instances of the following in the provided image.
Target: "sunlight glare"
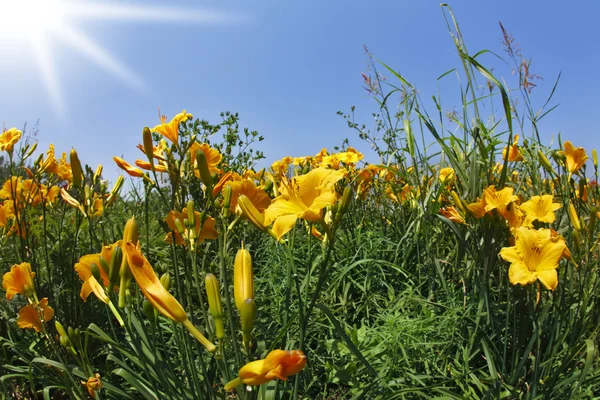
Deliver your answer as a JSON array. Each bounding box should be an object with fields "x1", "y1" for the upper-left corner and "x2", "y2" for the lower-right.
[{"x1": 0, "y1": 0, "x2": 64, "y2": 37}]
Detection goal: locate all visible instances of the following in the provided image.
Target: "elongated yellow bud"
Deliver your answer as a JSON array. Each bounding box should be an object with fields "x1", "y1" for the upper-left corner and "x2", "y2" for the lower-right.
[
  {"x1": 237, "y1": 195, "x2": 266, "y2": 232},
  {"x1": 106, "y1": 175, "x2": 124, "y2": 207},
  {"x1": 23, "y1": 142, "x2": 38, "y2": 160},
  {"x1": 93, "y1": 164, "x2": 103, "y2": 185},
  {"x1": 593, "y1": 149, "x2": 598, "y2": 170},
  {"x1": 336, "y1": 186, "x2": 353, "y2": 219},
  {"x1": 538, "y1": 150, "x2": 555, "y2": 175},
  {"x1": 234, "y1": 246, "x2": 254, "y2": 311},
  {"x1": 70, "y1": 149, "x2": 83, "y2": 188},
  {"x1": 568, "y1": 203, "x2": 582, "y2": 231},
  {"x1": 205, "y1": 273, "x2": 225, "y2": 339},
  {"x1": 119, "y1": 217, "x2": 139, "y2": 308},
  {"x1": 55, "y1": 321, "x2": 70, "y2": 347},
  {"x1": 60, "y1": 188, "x2": 87, "y2": 216},
  {"x1": 187, "y1": 200, "x2": 195, "y2": 227},
  {"x1": 449, "y1": 191, "x2": 465, "y2": 213},
  {"x1": 240, "y1": 298, "x2": 256, "y2": 346}
]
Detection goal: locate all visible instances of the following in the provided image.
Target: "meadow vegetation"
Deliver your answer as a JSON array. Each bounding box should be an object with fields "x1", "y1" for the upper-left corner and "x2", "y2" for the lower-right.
[{"x1": 1, "y1": 6, "x2": 599, "y2": 399}]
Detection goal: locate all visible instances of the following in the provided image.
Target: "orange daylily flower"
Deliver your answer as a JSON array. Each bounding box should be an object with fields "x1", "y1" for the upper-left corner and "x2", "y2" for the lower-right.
[
  {"x1": 152, "y1": 110, "x2": 193, "y2": 143},
  {"x1": 135, "y1": 159, "x2": 168, "y2": 173},
  {"x1": 189, "y1": 143, "x2": 222, "y2": 176},
  {"x1": 499, "y1": 227, "x2": 566, "y2": 290},
  {"x1": 82, "y1": 374, "x2": 103, "y2": 397},
  {"x1": 264, "y1": 167, "x2": 346, "y2": 240},
  {"x1": 17, "y1": 298, "x2": 54, "y2": 332},
  {"x1": 226, "y1": 179, "x2": 271, "y2": 214},
  {"x1": 440, "y1": 206, "x2": 465, "y2": 224},
  {"x1": 2, "y1": 262, "x2": 35, "y2": 300},
  {"x1": 74, "y1": 242, "x2": 120, "y2": 302},
  {"x1": 123, "y1": 242, "x2": 216, "y2": 352},
  {"x1": 559, "y1": 141, "x2": 588, "y2": 175},
  {"x1": 0, "y1": 127, "x2": 22, "y2": 152},
  {"x1": 113, "y1": 156, "x2": 145, "y2": 178},
  {"x1": 502, "y1": 134, "x2": 524, "y2": 162},
  {"x1": 164, "y1": 207, "x2": 218, "y2": 245},
  {"x1": 225, "y1": 349, "x2": 307, "y2": 391}
]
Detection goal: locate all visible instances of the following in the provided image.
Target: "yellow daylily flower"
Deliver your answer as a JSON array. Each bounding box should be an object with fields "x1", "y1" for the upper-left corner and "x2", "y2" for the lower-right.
[
  {"x1": 499, "y1": 227, "x2": 566, "y2": 290},
  {"x1": 483, "y1": 185, "x2": 518, "y2": 216},
  {"x1": 225, "y1": 349, "x2": 307, "y2": 391},
  {"x1": 439, "y1": 167, "x2": 455, "y2": 184},
  {"x1": 2, "y1": 262, "x2": 35, "y2": 300},
  {"x1": 559, "y1": 141, "x2": 588, "y2": 175},
  {"x1": 152, "y1": 110, "x2": 193, "y2": 143},
  {"x1": 0, "y1": 127, "x2": 22, "y2": 152},
  {"x1": 264, "y1": 167, "x2": 345, "y2": 240},
  {"x1": 17, "y1": 298, "x2": 54, "y2": 332},
  {"x1": 520, "y1": 195, "x2": 561, "y2": 224}
]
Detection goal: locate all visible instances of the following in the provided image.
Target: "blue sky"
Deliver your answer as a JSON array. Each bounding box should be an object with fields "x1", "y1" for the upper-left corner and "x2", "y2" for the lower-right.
[{"x1": 0, "y1": 0, "x2": 598, "y2": 183}]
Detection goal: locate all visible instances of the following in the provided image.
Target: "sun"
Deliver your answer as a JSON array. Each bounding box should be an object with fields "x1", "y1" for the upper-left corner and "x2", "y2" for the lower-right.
[
  {"x1": 0, "y1": 0, "x2": 65, "y2": 37},
  {"x1": 0, "y1": 0, "x2": 241, "y2": 116}
]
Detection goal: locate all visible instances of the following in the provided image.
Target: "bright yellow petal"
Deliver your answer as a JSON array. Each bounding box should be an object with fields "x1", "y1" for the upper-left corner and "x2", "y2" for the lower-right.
[
  {"x1": 271, "y1": 214, "x2": 299, "y2": 240},
  {"x1": 536, "y1": 269, "x2": 558, "y2": 291},
  {"x1": 508, "y1": 261, "x2": 537, "y2": 286}
]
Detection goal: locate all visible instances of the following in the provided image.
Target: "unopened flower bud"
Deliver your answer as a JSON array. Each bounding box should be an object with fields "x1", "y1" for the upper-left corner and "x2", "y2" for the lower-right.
[
  {"x1": 108, "y1": 246, "x2": 122, "y2": 286},
  {"x1": 106, "y1": 175, "x2": 124, "y2": 207},
  {"x1": 223, "y1": 185, "x2": 233, "y2": 215},
  {"x1": 538, "y1": 150, "x2": 555, "y2": 175},
  {"x1": 186, "y1": 200, "x2": 195, "y2": 227},
  {"x1": 205, "y1": 273, "x2": 225, "y2": 339},
  {"x1": 55, "y1": 321, "x2": 70, "y2": 347},
  {"x1": 450, "y1": 190, "x2": 466, "y2": 213},
  {"x1": 240, "y1": 298, "x2": 256, "y2": 346},
  {"x1": 23, "y1": 142, "x2": 38, "y2": 160},
  {"x1": 234, "y1": 246, "x2": 254, "y2": 312},
  {"x1": 237, "y1": 195, "x2": 266, "y2": 232},
  {"x1": 572, "y1": 230, "x2": 581, "y2": 253},
  {"x1": 568, "y1": 203, "x2": 582, "y2": 231},
  {"x1": 90, "y1": 263, "x2": 102, "y2": 281},
  {"x1": 70, "y1": 149, "x2": 83, "y2": 188},
  {"x1": 196, "y1": 151, "x2": 213, "y2": 193},
  {"x1": 98, "y1": 256, "x2": 110, "y2": 277},
  {"x1": 93, "y1": 164, "x2": 103, "y2": 185},
  {"x1": 143, "y1": 127, "x2": 154, "y2": 164},
  {"x1": 593, "y1": 149, "x2": 598, "y2": 170},
  {"x1": 159, "y1": 273, "x2": 171, "y2": 291},
  {"x1": 174, "y1": 218, "x2": 185, "y2": 235},
  {"x1": 336, "y1": 186, "x2": 352, "y2": 220},
  {"x1": 119, "y1": 217, "x2": 138, "y2": 307}
]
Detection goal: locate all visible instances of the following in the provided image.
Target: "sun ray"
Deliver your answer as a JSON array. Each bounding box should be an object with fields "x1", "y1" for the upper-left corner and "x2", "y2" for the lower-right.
[
  {"x1": 29, "y1": 31, "x2": 65, "y2": 117},
  {"x1": 53, "y1": 24, "x2": 146, "y2": 91}
]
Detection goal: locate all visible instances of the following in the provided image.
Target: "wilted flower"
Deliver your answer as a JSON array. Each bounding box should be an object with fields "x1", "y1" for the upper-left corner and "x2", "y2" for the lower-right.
[{"x1": 502, "y1": 134, "x2": 524, "y2": 162}]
